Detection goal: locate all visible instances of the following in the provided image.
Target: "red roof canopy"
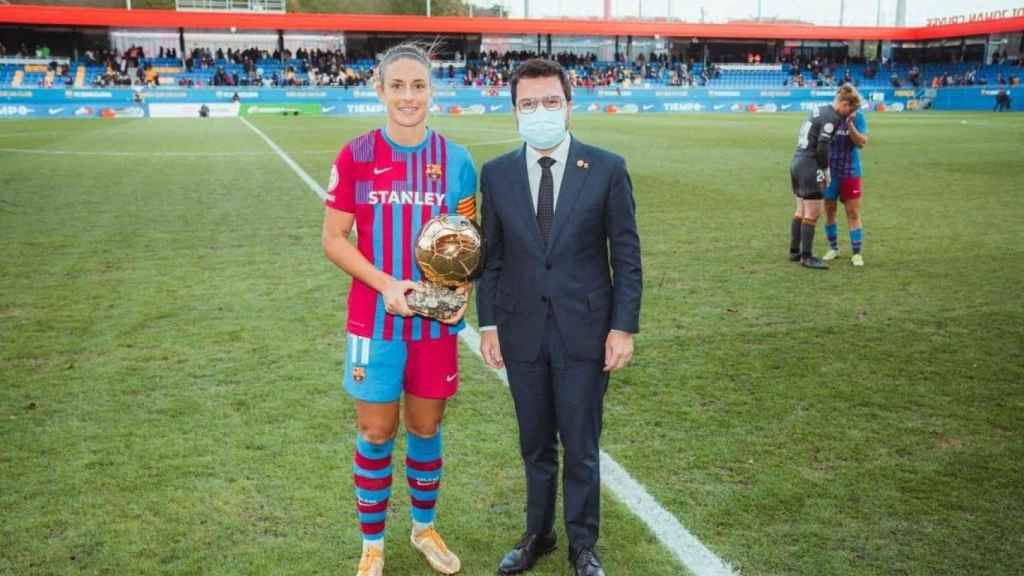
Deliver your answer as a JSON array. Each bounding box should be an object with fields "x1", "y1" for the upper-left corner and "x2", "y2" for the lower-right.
[{"x1": 1, "y1": 4, "x2": 1022, "y2": 42}]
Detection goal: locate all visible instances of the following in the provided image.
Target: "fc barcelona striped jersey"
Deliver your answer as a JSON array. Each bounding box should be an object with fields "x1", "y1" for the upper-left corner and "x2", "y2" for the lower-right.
[
  {"x1": 829, "y1": 111, "x2": 868, "y2": 178},
  {"x1": 325, "y1": 128, "x2": 477, "y2": 341}
]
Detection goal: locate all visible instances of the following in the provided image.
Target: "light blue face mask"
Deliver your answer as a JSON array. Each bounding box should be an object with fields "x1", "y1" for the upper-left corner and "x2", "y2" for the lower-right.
[{"x1": 517, "y1": 105, "x2": 568, "y2": 150}]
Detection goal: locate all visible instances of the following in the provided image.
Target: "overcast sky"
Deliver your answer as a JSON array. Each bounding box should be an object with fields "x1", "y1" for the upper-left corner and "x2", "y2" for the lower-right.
[{"x1": 478, "y1": 0, "x2": 1023, "y2": 27}]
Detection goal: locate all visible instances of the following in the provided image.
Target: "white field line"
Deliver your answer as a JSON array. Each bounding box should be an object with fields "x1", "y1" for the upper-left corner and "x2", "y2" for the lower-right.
[
  {"x1": 0, "y1": 131, "x2": 79, "y2": 139},
  {"x1": 241, "y1": 116, "x2": 739, "y2": 576},
  {"x1": 240, "y1": 116, "x2": 328, "y2": 201},
  {"x1": 0, "y1": 147, "x2": 273, "y2": 157}
]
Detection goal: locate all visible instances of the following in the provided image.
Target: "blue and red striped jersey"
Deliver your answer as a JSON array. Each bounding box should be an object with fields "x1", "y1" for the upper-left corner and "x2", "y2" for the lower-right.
[{"x1": 326, "y1": 128, "x2": 477, "y2": 341}]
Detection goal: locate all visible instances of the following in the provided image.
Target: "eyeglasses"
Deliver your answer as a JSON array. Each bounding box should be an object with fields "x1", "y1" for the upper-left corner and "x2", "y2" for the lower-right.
[{"x1": 517, "y1": 95, "x2": 565, "y2": 114}]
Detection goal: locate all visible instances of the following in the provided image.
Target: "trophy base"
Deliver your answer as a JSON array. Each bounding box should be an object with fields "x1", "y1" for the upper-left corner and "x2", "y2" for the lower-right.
[{"x1": 407, "y1": 283, "x2": 467, "y2": 322}]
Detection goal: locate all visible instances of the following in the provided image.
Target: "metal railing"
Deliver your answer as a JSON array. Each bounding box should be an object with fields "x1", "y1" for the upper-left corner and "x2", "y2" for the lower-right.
[{"x1": 175, "y1": 0, "x2": 285, "y2": 13}]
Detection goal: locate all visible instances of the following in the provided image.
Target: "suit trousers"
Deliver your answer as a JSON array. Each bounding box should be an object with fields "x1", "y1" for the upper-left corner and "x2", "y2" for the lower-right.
[{"x1": 505, "y1": 308, "x2": 609, "y2": 548}]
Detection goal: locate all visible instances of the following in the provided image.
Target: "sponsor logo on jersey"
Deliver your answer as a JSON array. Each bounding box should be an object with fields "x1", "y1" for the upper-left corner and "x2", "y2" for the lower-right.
[{"x1": 363, "y1": 190, "x2": 446, "y2": 206}]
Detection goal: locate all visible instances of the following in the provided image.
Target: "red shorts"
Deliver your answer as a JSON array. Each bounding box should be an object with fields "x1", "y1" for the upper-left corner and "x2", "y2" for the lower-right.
[
  {"x1": 344, "y1": 334, "x2": 460, "y2": 403},
  {"x1": 839, "y1": 177, "x2": 863, "y2": 202},
  {"x1": 403, "y1": 335, "x2": 460, "y2": 399}
]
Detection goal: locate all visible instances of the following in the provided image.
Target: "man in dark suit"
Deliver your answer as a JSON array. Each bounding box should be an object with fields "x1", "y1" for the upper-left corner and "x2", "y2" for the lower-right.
[{"x1": 476, "y1": 59, "x2": 643, "y2": 576}]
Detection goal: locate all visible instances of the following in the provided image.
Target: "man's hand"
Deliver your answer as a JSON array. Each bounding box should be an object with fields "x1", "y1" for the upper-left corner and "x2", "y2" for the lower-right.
[
  {"x1": 382, "y1": 278, "x2": 420, "y2": 317},
  {"x1": 480, "y1": 329, "x2": 504, "y2": 369},
  {"x1": 604, "y1": 330, "x2": 634, "y2": 372},
  {"x1": 439, "y1": 284, "x2": 471, "y2": 325}
]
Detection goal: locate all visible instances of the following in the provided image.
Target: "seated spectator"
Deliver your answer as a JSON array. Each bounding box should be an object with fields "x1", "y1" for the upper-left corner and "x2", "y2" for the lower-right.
[{"x1": 909, "y1": 65, "x2": 921, "y2": 86}]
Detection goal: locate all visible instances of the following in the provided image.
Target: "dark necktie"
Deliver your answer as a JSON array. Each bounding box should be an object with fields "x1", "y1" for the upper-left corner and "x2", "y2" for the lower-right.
[{"x1": 537, "y1": 156, "x2": 556, "y2": 244}]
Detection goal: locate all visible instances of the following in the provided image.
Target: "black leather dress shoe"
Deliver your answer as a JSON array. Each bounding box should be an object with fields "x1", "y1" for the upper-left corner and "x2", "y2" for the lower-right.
[
  {"x1": 497, "y1": 531, "x2": 557, "y2": 575},
  {"x1": 569, "y1": 546, "x2": 606, "y2": 576}
]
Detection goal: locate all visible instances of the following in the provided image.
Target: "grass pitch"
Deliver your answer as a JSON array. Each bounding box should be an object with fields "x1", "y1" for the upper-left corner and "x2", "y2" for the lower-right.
[{"x1": 1, "y1": 112, "x2": 1022, "y2": 575}]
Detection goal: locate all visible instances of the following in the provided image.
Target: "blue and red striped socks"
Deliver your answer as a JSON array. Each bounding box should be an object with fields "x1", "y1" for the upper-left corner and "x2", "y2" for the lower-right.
[
  {"x1": 825, "y1": 223, "x2": 839, "y2": 250},
  {"x1": 850, "y1": 227, "x2": 863, "y2": 254},
  {"x1": 406, "y1": 429, "x2": 443, "y2": 532},
  {"x1": 354, "y1": 435, "x2": 394, "y2": 550}
]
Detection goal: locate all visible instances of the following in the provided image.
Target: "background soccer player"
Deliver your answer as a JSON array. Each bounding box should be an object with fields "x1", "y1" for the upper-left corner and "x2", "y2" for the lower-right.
[
  {"x1": 788, "y1": 84, "x2": 862, "y2": 269},
  {"x1": 320, "y1": 42, "x2": 477, "y2": 576},
  {"x1": 823, "y1": 103, "x2": 869, "y2": 266}
]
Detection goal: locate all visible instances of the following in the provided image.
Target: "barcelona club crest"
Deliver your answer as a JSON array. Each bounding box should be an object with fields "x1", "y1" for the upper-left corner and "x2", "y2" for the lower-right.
[
  {"x1": 353, "y1": 367, "x2": 366, "y2": 383},
  {"x1": 426, "y1": 164, "x2": 443, "y2": 181}
]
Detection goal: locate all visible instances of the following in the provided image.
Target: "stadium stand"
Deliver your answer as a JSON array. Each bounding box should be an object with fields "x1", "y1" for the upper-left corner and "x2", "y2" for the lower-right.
[{"x1": 2, "y1": 49, "x2": 1022, "y2": 89}]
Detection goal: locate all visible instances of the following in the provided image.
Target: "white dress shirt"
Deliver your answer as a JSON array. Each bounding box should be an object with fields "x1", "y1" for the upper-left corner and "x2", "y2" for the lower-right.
[{"x1": 525, "y1": 133, "x2": 572, "y2": 214}]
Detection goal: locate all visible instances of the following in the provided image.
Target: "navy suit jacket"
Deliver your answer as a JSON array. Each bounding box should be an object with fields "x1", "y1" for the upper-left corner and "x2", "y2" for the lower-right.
[{"x1": 476, "y1": 136, "x2": 642, "y2": 362}]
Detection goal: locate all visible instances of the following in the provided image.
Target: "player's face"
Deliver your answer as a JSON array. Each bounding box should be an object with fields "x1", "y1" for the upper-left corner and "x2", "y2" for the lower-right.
[
  {"x1": 514, "y1": 75, "x2": 571, "y2": 129},
  {"x1": 377, "y1": 58, "x2": 431, "y2": 129}
]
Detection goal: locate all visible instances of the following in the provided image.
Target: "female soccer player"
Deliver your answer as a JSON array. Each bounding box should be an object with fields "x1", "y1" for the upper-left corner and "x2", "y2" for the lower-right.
[
  {"x1": 822, "y1": 107, "x2": 869, "y2": 266},
  {"x1": 321, "y1": 43, "x2": 478, "y2": 576}
]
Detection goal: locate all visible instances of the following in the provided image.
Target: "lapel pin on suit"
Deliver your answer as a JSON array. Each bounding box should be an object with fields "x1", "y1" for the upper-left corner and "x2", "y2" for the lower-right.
[{"x1": 576, "y1": 159, "x2": 589, "y2": 169}]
